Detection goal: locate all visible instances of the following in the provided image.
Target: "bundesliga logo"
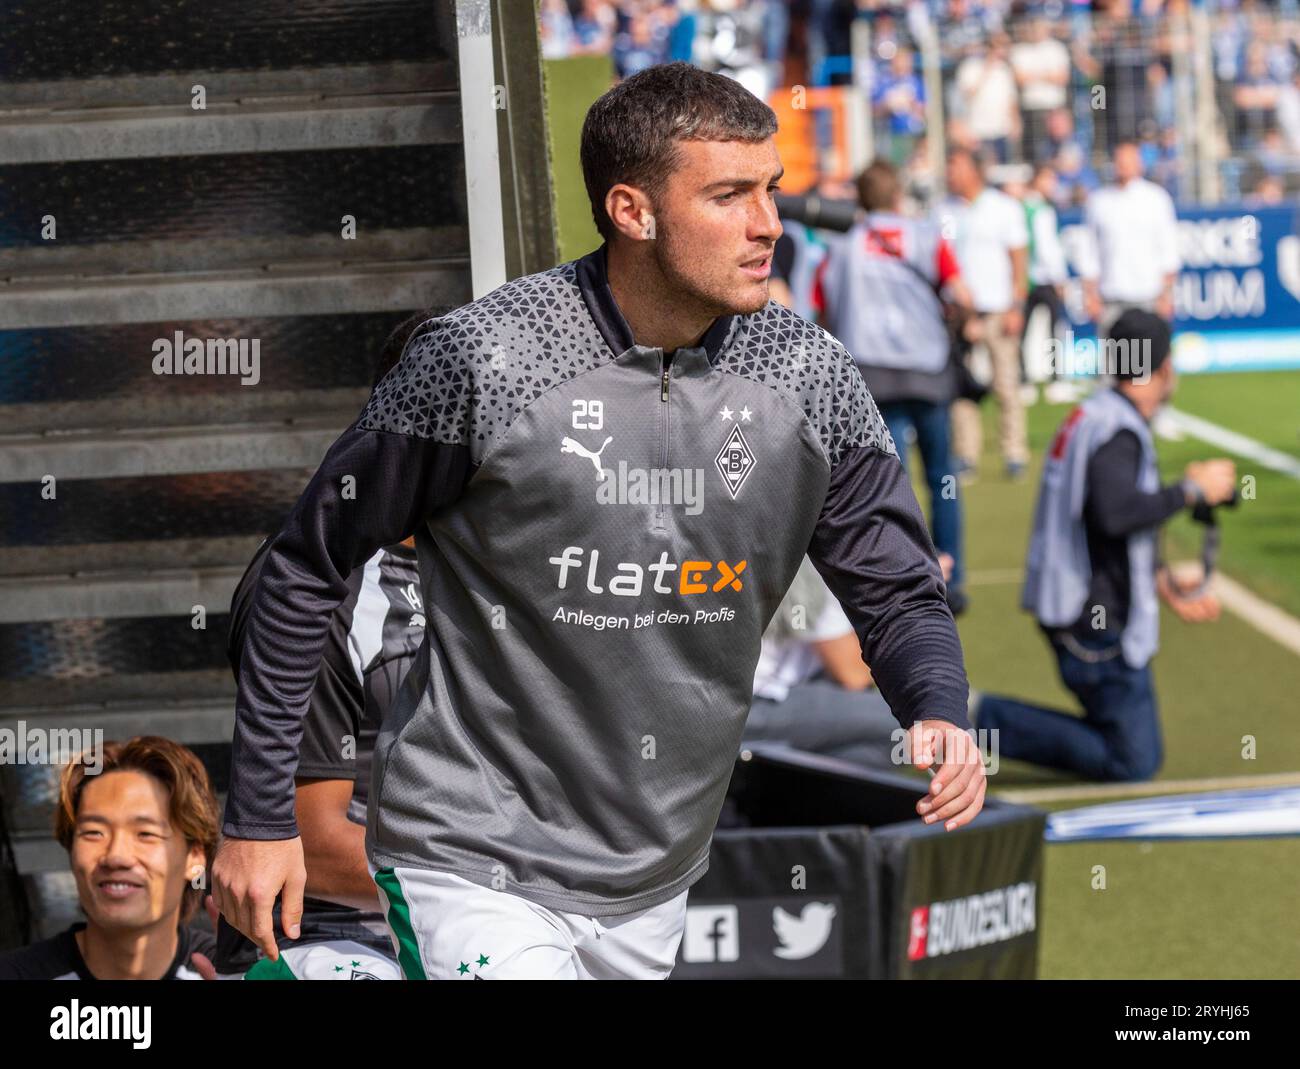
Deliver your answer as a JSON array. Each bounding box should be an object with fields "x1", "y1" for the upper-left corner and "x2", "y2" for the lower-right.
[{"x1": 907, "y1": 882, "x2": 1037, "y2": 961}]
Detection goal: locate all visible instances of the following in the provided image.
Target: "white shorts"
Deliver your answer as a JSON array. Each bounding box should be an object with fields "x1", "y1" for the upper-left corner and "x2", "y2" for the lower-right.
[
  {"x1": 242, "y1": 939, "x2": 402, "y2": 981},
  {"x1": 371, "y1": 866, "x2": 688, "y2": 980}
]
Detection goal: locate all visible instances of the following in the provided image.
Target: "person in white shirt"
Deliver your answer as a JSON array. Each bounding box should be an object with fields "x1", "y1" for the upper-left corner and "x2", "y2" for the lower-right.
[
  {"x1": 743, "y1": 557, "x2": 956, "y2": 771},
  {"x1": 937, "y1": 147, "x2": 1030, "y2": 479},
  {"x1": 1277, "y1": 68, "x2": 1300, "y2": 154},
  {"x1": 1011, "y1": 18, "x2": 1072, "y2": 163},
  {"x1": 954, "y1": 35, "x2": 1021, "y2": 164},
  {"x1": 1078, "y1": 141, "x2": 1181, "y2": 338},
  {"x1": 1019, "y1": 163, "x2": 1075, "y2": 402}
]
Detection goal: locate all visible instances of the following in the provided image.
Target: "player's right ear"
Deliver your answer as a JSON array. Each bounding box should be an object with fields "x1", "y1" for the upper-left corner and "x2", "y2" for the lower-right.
[{"x1": 605, "y1": 184, "x2": 655, "y2": 242}]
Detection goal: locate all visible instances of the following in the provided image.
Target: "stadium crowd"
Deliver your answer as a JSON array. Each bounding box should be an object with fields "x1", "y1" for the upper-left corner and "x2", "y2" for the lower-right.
[{"x1": 540, "y1": 0, "x2": 1300, "y2": 201}]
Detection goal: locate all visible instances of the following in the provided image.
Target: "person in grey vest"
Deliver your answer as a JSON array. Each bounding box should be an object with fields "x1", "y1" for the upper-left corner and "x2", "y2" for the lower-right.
[
  {"x1": 814, "y1": 158, "x2": 974, "y2": 614},
  {"x1": 972, "y1": 311, "x2": 1236, "y2": 781}
]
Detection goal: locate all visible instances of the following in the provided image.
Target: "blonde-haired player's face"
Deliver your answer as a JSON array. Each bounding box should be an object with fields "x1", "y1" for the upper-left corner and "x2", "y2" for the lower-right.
[
  {"x1": 648, "y1": 137, "x2": 785, "y2": 317},
  {"x1": 69, "y1": 770, "x2": 203, "y2": 932}
]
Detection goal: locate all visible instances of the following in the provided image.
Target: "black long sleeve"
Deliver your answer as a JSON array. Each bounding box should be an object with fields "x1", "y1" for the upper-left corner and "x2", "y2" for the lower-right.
[
  {"x1": 1085, "y1": 429, "x2": 1187, "y2": 539},
  {"x1": 806, "y1": 443, "x2": 970, "y2": 732},
  {"x1": 223, "y1": 422, "x2": 472, "y2": 839}
]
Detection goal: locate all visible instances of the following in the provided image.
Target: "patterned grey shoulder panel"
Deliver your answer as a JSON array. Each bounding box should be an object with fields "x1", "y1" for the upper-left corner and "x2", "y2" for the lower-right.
[
  {"x1": 356, "y1": 260, "x2": 609, "y2": 461},
  {"x1": 717, "y1": 301, "x2": 897, "y2": 467}
]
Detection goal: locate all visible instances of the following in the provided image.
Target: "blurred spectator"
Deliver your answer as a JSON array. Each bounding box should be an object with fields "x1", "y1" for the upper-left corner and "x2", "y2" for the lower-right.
[
  {"x1": 1042, "y1": 105, "x2": 1085, "y2": 161},
  {"x1": 1078, "y1": 141, "x2": 1181, "y2": 334},
  {"x1": 1077, "y1": 9, "x2": 1154, "y2": 153},
  {"x1": 1234, "y1": 40, "x2": 1283, "y2": 147},
  {"x1": 814, "y1": 158, "x2": 973, "y2": 611},
  {"x1": 694, "y1": 0, "x2": 770, "y2": 98},
  {"x1": 1019, "y1": 163, "x2": 1073, "y2": 404},
  {"x1": 1252, "y1": 125, "x2": 1293, "y2": 178},
  {"x1": 1244, "y1": 171, "x2": 1287, "y2": 206},
  {"x1": 1146, "y1": 58, "x2": 1176, "y2": 133},
  {"x1": 943, "y1": 0, "x2": 998, "y2": 55},
  {"x1": 1147, "y1": 123, "x2": 1185, "y2": 203},
  {"x1": 540, "y1": 0, "x2": 577, "y2": 59},
  {"x1": 0, "y1": 737, "x2": 218, "y2": 980},
  {"x1": 1276, "y1": 66, "x2": 1300, "y2": 154},
  {"x1": 1054, "y1": 139, "x2": 1101, "y2": 208},
  {"x1": 573, "y1": 0, "x2": 618, "y2": 56},
  {"x1": 1012, "y1": 18, "x2": 1072, "y2": 163},
  {"x1": 614, "y1": 9, "x2": 668, "y2": 77},
  {"x1": 938, "y1": 146, "x2": 1030, "y2": 480},
  {"x1": 667, "y1": 0, "x2": 698, "y2": 63},
  {"x1": 760, "y1": 0, "x2": 790, "y2": 86},
  {"x1": 873, "y1": 47, "x2": 928, "y2": 164},
  {"x1": 954, "y1": 32, "x2": 1020, "y2": 163},
  {"x1": 903, "y1": 134, "x2": 940, "y2": 209}
]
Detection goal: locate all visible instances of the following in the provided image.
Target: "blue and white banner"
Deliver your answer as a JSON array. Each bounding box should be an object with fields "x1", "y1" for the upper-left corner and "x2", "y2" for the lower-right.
[
  {"x1": 1045, "y1": 786, "x2": 1300, "y2": 842},
  {"x1": 1058, "y1": 204, "x2": 1300, "y2": 374}
]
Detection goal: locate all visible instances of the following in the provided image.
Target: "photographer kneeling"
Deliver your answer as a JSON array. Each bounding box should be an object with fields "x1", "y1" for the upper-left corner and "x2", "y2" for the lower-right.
[{"x1": 972, "y1": 310, "x2": 1237, "y2": 782}]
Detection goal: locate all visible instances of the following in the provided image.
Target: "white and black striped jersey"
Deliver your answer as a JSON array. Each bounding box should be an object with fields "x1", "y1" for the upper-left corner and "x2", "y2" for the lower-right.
[{"x1": 0, "y1": 922, "x2": 212, "y2": 980}]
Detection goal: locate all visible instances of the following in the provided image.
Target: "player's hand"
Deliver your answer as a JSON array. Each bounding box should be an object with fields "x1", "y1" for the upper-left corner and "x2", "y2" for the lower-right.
[
  {"x1": 211, "y1": 835, "x2": 305, "y2": 961},
  {"x1": 910, "y1": 720, "x2": 987, "y2": 831},
  {"x1": 1184, "y1": 459, "x2": 1237, "y2": 506},
  {"x1": 1002, "y1": 307, "x2": 1023, "y2": 336},
  {"x1": 1156, "y1": 291, "x2": 1175, "y2": 320}
]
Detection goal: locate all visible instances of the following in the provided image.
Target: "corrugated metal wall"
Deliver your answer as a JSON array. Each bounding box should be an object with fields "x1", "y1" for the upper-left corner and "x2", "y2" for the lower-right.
[{"x1": 0, "y1": 0, "x2": 555, "y2": 942}]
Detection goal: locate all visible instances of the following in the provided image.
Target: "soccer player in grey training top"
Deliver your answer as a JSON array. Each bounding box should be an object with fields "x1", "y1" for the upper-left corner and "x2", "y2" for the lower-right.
[{"x1": 213, "y1": 62, "x2": 985, "y2": 980}]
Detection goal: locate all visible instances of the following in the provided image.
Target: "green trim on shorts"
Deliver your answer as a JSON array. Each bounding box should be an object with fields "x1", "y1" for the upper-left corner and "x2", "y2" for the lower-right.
[
  {"x1": 244, "y1": 953, "x2": 297, "y2": 980},
  {"x1": 374, "y1": 868, "x2": 426, "y2": 980}
]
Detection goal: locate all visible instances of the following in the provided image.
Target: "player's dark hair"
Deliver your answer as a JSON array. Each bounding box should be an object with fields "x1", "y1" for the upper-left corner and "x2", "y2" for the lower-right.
[
  {"x1": 1109, "y1": 308, "x2": 1171, "y2": 381},
  {"x1": 857, "y1": 159, "x2": 901, "y2": 212},
  {"x1": 580, "y1": 61, "x2": 778, "y2": 242}
]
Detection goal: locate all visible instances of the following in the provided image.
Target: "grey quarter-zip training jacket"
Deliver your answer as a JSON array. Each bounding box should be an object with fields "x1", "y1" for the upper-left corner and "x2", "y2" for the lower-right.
[{"x1": 224, "y1": 243, "x2": 971, "y2": 916}]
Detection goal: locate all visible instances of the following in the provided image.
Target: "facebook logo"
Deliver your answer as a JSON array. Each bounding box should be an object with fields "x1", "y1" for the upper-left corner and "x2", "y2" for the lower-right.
[{"x1": 682, "y1": 905, "x2": 739, "y2": 962}]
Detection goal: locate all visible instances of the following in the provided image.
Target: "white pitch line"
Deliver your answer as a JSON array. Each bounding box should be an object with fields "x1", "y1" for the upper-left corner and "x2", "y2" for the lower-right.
[
  {"x1": 969, "y1": 564, "x2": 1300, "y2": 661},
  {"x1": 995, "y1": 770, "x2": 1300, "y2": 805},
  {"x1": 1209, "y1": 571, "x2": 1300, "y2": 660},
  {"x1": 1162, "y1": 407, "x2": 1300, "y2": 481}
]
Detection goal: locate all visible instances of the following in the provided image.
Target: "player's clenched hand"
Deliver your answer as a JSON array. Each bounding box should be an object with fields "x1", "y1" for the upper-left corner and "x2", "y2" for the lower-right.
[
  {"x1": 211, "y1": 835, "x2": 305, "y2": 961},
  {"x1": 910, "y1": 720, "x2": 987, "y2": 831}
]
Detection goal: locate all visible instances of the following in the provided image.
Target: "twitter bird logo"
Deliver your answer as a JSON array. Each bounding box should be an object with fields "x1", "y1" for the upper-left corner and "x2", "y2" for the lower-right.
[{"x1": 772, "y1": 902, "x2": 837, "y2": 960}]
